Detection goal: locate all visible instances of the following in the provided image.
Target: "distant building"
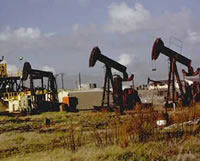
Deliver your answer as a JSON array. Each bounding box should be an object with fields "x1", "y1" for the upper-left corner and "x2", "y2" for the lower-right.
[
  {"x1": 58, "y1": 87, "x2": 103, "y2": 110},
  {"x1": 78, "y1": 83, "x2": 97, "y2": 90},
  {"x1": 58, "y1": 90, "x2": 69, "y2": 103},
  {"x1": 148, "y1": 80, "x2": 180, "y2": 90},
  {"x1": 184, "y1": 78, "x2": 199, "y2": 85}
]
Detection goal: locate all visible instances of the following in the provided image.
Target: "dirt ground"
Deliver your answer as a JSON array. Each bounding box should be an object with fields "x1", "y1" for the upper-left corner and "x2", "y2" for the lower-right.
[{"x1": 68, "y1": 89, "x2": 165, "y2": 110}]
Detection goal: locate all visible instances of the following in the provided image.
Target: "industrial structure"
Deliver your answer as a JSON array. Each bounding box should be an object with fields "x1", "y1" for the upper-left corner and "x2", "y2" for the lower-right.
[
  {"x1": 20, "y1": 62, "x2": 59, "y2": 112},
  {"x1": 89, "y1": 46, "x2": 141, "y2": 113},
  {"x1": 0, "y1": 37, "x2": 199, "y2": 116},
  {"x1": 0, "y1": 59, "x2": 78, "y2": 114},
  {"x1": 151, "y1": 38, "x2": 200, "y2": 107},
  {"x1": 182, "y1": 68, "x2": 200, "y2": 104}
]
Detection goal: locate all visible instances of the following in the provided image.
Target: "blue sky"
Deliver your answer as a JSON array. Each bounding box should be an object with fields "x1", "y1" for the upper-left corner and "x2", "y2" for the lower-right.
[{"x1": 0, "y1": 0, "x2": 200, "y2": 88}]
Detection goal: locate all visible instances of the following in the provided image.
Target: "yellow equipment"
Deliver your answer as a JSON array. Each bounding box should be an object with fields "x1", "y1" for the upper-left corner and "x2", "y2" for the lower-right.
[{"x1": 0, "y1": 64, "x2": 7, "y2": 78}]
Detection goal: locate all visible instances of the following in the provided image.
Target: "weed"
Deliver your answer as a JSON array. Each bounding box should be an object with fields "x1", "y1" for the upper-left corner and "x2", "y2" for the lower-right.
[{"x1": 1, "y1": 106, "x2": 200, "y2": 161}]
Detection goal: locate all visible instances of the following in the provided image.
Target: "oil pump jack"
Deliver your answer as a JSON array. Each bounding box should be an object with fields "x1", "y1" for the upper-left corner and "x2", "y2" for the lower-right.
[
  {"x1": 89, "y1": 47, "x2": 141, "y2": 113},
  {"x1": 152, "y1": 38, "x2": 198, "y2": 107},
  {"x1": 0, "y1": 58, "x2": 62, "y2": 114},
  {"x1": 147, "y1": 77, "x2": 162, "y2": 86},
  {"x1": 21, "y1": 62, "x2": 59, "y2": 112}
]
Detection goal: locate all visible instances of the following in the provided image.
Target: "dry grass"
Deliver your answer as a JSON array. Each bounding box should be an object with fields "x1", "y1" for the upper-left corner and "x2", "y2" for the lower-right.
[
  {"x1": 0, "y1": 104, "x2": 200, "y2": 161},
  {"x1": 169, "y1": 103, "x2": 200, "y2": 124}
]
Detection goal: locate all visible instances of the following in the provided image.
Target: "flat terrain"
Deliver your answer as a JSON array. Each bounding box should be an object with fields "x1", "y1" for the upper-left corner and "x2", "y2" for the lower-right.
[
  {"x1": 68, "y1": 89, "x2": 165, "y2": 110},
  {"x1": 1, "y1": 104, "x2": 200, "y2": 161}
]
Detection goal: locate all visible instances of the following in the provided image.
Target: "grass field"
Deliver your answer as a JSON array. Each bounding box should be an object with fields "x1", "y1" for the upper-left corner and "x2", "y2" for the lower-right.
[{"x1": 1, "y1": 104, "x2": 200, "y2": 161}]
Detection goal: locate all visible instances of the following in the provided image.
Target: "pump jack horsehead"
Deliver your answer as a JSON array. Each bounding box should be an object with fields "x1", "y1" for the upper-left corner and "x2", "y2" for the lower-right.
[
  {"x1": 152, "y1": 38, "x2": 200, "y2": 107},
  {"x1": 89, "y1": 47, "x2": 141, "y2": 114}
]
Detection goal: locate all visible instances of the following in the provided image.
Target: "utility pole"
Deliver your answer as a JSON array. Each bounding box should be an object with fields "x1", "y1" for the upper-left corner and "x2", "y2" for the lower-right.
[
  {"x1": 55, "y1": 73, "x2": 64, "y2": 89},
  {"x1": 79, "y1": 72, "x2": 81, "y2": 89},
  {"x1": 61, "y1": 73, "x2": 64, "y2": 89}
]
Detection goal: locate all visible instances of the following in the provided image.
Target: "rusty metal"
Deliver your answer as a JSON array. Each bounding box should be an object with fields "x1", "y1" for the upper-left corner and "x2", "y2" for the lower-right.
[
  {"x1": 100, "y1": 65, "x2": 114, "y2": 110},
  {"x1": 152, "y1": 38, "x2": 193, "y2": 73},
  {"x1": 89, "y1": 47, "x2": 129, "y2": 110},
  {"x1": 124, "y1": 74, "x2": 134, "y2": 87},
  {"x1": 113, "y1": 75, "x2": 123, "y2": 111},
  {"x1": 152, "y1": 38, "x2": 195, "y2": 107},
  {"x1": 89, "y1": 47, "x2": 139, "y2": 112},
  {"x1": 147, "y1": 77, "x2": 162, "y2": 85},
  {"x1": 89, "y1": 47, "x2": 128, "y2": 80},
  {"x1": 174, "y1": 63, "x2": 184, "y2": 99},
  {"x1": 123, "y1": 88, "x2": 141, "y2": 110},
  {"x1": 182, "y1": 68, "x2": 200, "y2": 103},
  {"x1": 182, "y1": 68, "x2": 200, "y2": 77}
]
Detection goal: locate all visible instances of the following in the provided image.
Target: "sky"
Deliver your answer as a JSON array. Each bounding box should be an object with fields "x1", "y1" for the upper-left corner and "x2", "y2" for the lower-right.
[{"x1": 0, "y1": 0, "x2": 200, "y2": 89}]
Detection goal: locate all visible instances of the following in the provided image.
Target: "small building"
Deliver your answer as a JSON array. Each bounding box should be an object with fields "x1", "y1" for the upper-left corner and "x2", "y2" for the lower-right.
[
  {"x1": 148, "y1": 80, "x2": 180, "y2": 90},
  {"x1": 78, "y1": 83, "x2": 97, "y2": 90},
  {"x1": 184, "y1": 78, "x2": 199, "y2": 85},
  {"x1": 58, "y1": 88, "x2": 103, "y2": 110}
]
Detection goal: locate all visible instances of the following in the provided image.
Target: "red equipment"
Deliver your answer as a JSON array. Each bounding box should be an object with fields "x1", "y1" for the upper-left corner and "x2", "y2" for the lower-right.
[
  {"x1": 182, "y1": 68, "x2": 200, "y2": 103},
  {"x1": 152, "y1": 38, "x2": 197, "y2": 106},
  {"x1": 89, "y1": 47, "x2": 140, "y2": 113}
]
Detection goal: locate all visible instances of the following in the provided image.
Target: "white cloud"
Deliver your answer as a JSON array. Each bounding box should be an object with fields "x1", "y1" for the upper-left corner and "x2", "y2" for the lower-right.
[
  {"x1": 118, "y1": 53, "x2": 133, "y2": 66},
  {"x1": 44, "y1": 32, "x2": 56, "y2": 38},
  {"x1": 0, "y1": 27, "x2": 41, "y2": 41},
  {"x1": 0, "y1": 27, "x2": 60, "y2": 57},
  {"x1": 14, "y1": 27, "x2": 40, "y2": 39},
  {"x1": 185, "y1": 29, "x2": 200, "y2": 44},
  {"x1": 105, "y1": 2, "x2": 151, "y2": 33},
  {"x1": 72, "y1": 24, "x2": 80, "y2": 33},
  {"x1": 72, "y1": 24, "x2": 99, "y2": 36},
  {"x1": 104, "y1": 2, "x2": 200, "y2": 45},
  {"x1": 42, "y1": 65, "x2": 55, "y2": 74},
  {"x1": 0, "y1": 3, "x2": 199, "y2": 87},
  {"x1": 112, "y1": 53, "x2": 133, "y2": 75}
]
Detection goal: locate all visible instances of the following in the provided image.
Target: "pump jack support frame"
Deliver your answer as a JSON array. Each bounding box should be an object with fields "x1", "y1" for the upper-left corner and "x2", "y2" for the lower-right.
[
  {"x1": 166, "y1": 57, "x2": 184, "y2": 106},
  {"x1": 101, "y1": 66, "x2": 114, "y2": 111}
]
